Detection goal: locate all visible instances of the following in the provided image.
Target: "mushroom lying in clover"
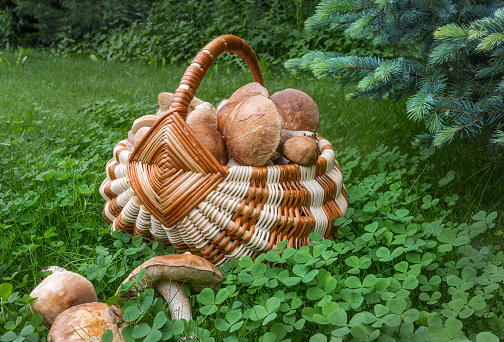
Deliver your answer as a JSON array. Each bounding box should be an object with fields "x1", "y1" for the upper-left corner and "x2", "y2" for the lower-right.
[
  {"x1": 116, "y1": 254, "x2": 223, "y2": 323},
  {"x1": 30, "y1": 266, "x2": 98, "y2": 326},
  {"x1": 47, "y1": 302, "x2": 126, "y2": 342}
]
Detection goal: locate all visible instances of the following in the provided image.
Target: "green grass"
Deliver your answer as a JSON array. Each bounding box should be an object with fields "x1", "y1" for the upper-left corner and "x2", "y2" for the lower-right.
[{"x1": 1, "y1": 49, "x2": 503, "y2": 341}]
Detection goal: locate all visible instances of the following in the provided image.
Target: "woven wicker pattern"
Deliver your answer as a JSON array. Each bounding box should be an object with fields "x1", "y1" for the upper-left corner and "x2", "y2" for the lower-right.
[{"x1": 100, "y1": 35, "x2": 348, "y2": 266}]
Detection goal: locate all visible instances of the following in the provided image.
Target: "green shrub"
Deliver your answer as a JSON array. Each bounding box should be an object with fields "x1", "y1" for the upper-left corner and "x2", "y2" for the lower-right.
[{"x1": 0, "y1": 8, "x2": 13, "y2": 48}]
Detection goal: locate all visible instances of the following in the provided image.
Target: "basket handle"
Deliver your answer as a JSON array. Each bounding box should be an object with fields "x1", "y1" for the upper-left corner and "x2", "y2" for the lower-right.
[{"x1": 166, "y1": 35, "x2": 265, "y2": 121}]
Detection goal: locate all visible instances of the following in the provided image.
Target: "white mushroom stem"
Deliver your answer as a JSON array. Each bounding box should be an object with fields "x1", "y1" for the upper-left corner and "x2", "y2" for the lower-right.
[
  {"x1": 280, "y1": 129, "x2": 316, "y2": 145},
  {"x1": 278, "y1": 129, "x2": 317, "y2": 156},
  {"x1": 155, "y1": 280, "x2": 192, "y2": 321}
]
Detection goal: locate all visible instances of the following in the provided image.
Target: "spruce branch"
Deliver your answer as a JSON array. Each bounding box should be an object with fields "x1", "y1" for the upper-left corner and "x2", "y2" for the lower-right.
[
  {"x1": 491, "y1": 130, "x2": 504, "y2": 146},
  {"x1": 287, "y1": 1, "x2": 504, "y2": 148}
]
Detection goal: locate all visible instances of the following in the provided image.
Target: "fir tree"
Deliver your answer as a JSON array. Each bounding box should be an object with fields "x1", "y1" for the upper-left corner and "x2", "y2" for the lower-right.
[{"x1": 286, "y1": 0, "x2": 504, "y2": 147}]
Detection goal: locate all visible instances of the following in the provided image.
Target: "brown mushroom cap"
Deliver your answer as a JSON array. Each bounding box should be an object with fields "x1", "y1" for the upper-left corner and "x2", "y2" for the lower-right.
[
  {"x1": 30, "y1": 271, "x2": 98, "y2": 326},
  {"x1": 189, "y1": 124, "x2": 228, "y2": 165},
  {"x1": 216, "y1": 102, "x2": 239, "y2": 134},
  {"x1": 47, "y1": 303, "x2": 125, "y2": 342},
  {"x1": 189, "y1": 96, "x2": 206, "y2": 111},
  {"x1": 270, "y1": 89, "x2": 320, "y2": 133},
  {"x1": 186, "y1": 106, "x2": 218, "y2": 129},
  {"x1": 283, "y1": 136, "x2": 320, "y2": 165},
  {"x1": 116, "y1": 254, "x2": 223, "y2": 299},
  {"x1": 228, "y1": 82, "x2": 270, "y2": 104},
  {"x1": 223, "y1": 95, "x2": 282, "y2": 166},
  {"x1": 133, "y1": 126, "x2": 150, "y2": 149},
  {"x1": 158, "y1": 92, "x2": 174, "y2": 111},
  {"x1": 132, "y1": 115, "x2": 157, "y2": 134}
]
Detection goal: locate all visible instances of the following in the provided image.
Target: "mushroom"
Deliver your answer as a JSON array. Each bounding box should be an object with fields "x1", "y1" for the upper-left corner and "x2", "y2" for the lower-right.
[
  {"x1": 156, "y1": 92, "x2": 197, "y2": 117},
  {"x1": 228, "y1": 82, "x2": 270, "y2": 104},
  {"x1": 158, "y1": 92, "x2": 174, "y2": 111},
  {"x1": 194, "y1": 101, "x2": 216, "y2": 113},
  {"x1": 270, "y1": 88, "x2": 320, "y2": 133},
  {"x1": 216, "y1": 99, "x2": 228, "y2": 112},
  {"x1": 47, "y1": 302, "x2": 126, "y2": 342},
  {"x1": 283, "y1": 136, "x2": 320, "y2": 165},
  {"x1": 189, "y1": 96, "x2": 207, "y2": 111},
  {"x1": 216, "y1": 101, "x2": 239, "y2": 134},
  {"x1": 216, "y1": 83, "x2": 270, "y2": 134},
  {"x1": 132, "y1": 126, "x2": 150, "y2": 150},
  {"x1": 116, "y1": 254, "x2": 223, "y2": 322},
  {"x1": 186, "y1": 105, "x2": 218, "y2": 129},
  {"x1": 30, "y1": 267, "x2": 98, "y2": 326},
  {"x1": 132, "y1": 115, "x2": 157, "y2": 135},
  {"x1": 189, "y1": 124, "x2": 228, "y2": 165},
  {"x1": 223, "y1": 95, "x2": 282, "y2": 166}
]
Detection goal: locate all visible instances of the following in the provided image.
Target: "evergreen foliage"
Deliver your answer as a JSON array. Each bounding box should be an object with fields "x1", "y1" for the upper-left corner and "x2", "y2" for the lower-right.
[{"x1": 286, "y1": 1, "x2": 504, "y2": 147}]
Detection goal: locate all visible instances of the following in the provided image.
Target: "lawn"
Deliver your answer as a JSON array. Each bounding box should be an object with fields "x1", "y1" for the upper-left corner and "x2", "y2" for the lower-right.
[{"x1": 0, "y1": 49, "x2": 503, "y2": 341}]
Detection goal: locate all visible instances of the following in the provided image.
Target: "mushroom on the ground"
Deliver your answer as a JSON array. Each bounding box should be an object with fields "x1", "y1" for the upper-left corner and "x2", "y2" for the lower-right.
[
  {"x1": 283, "y1": 135, "x2": 320, "y2": 165},
  {"x1": 223, "y1": 95, "x2": 282, "y2": 166},
  {"x1": 189, "y1": 124, "x2": 228, "y2": 165},
  {"x1": 30, "y1": 267, "x2": 98, "y2": 326},
  {"x1": 116, "y1": 254, "x2": 223, "y2": 322},
  {"x1": 270, "y1": 88, "x2": 320, "y2": 133},
  {"x1": 47, "y1": 302, "x2": 126, "y2": 342}
]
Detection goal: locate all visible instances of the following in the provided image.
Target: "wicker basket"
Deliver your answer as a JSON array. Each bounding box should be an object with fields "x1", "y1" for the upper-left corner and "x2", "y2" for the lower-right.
[{"x1": 99, "y1": 35, "x2": 348, "y2": 266}]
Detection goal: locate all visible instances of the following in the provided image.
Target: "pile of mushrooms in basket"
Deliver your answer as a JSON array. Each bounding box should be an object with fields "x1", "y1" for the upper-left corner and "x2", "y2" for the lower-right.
[
  {"x1": 32, "y1": 84, "x2": 324, "y2": 341},
  {"x1": 129, "y1": 82, "x2": 321, "y2": 168}
]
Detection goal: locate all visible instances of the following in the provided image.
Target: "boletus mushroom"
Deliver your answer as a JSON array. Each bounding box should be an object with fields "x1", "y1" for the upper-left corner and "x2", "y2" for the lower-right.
[
  {"x1": 228, "y1": 82, "x2": 270, "y2": 104},
  {"x1": 189, "y1": 124, "x2": 228, "y2": 165},
  {"x1": 217, "y1": 82, "x2": 270, "y2": 134},
  {"x1": 30, "y1": 267, "x2": 98, "y2": 326},
  {"x1": 132, "y1": 126, "x2": 150, "y2": 150},
  {"x1": 116, "y1": 254, "x2": 223, "y2": 322},
  {"x1": 132, "y1": 115, "x2": 157, "y2": 135},
  {"x1": 283, "y1": 135, "x2": 320, "y2": 165},
  {"x1": 47, "y1": 302, "x2": 126, "y2": 342},
  {"x1": 223, "y1": 95, "x2": 282, "y2": 166},
  {"x1": 270, "y1": 88, "x2": 320, "y2": 133},
  {"x1": 186, "y1": 105, "x2": 218, "y2": 129}
]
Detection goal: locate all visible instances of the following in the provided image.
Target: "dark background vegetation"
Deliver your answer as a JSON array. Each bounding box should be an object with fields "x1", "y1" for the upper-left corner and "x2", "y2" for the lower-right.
[{"x1": 0, "y1": 0, "x2": 422, "y2": 66}]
